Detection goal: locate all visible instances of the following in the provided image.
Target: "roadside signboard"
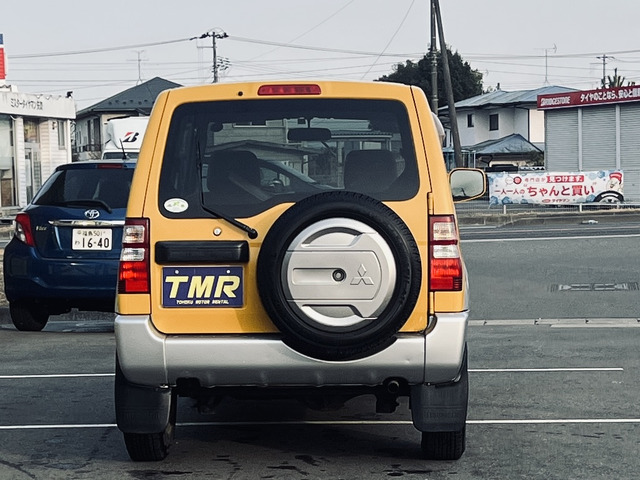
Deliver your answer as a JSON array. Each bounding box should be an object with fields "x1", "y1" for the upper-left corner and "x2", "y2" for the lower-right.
[{"x1": 488, "y1": 170, "x2": 623, "y2": 205}]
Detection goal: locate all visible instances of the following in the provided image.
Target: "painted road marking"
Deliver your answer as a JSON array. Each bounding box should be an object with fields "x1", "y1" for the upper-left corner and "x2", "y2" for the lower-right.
[
  {"x1": 462, "y1": 233, "x2": 640, "y2": 243},
  {"x1": 0, "y1": 367, "x2": 624, "y2": 380},
  {"x1": 1, "y1": 419, "x2": 640, "y2": 431}
]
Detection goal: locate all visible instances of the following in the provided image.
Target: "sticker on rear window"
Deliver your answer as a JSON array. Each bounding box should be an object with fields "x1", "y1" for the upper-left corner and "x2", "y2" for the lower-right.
[
  {"x1": 164, "y1": 198, "x2": 188, "y2": 213},
  {"x1": 162, "y1": 266, "x2": 243, "y2": 307}
]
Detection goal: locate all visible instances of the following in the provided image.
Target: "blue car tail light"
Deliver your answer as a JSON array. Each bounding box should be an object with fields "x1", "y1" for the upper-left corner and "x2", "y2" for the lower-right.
[{"x1": 14, "y1": 213, "x2": 35, "y2": 246}]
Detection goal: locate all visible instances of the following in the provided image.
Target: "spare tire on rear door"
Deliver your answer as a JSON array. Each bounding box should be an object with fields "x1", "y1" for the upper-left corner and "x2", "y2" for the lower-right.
[{"x1": 257, "y1": 191, "x2": 422, "y2": 361}]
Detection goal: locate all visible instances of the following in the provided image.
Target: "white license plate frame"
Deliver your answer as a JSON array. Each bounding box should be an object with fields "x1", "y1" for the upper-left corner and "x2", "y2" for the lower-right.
[{"x1": 71, "y1": 228, "x2": 113, "y2": 251}]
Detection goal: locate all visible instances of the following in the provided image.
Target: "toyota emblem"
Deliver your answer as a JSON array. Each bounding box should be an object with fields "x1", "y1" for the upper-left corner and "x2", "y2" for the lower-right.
[{"x1": 84, "y1": 209, "x2": 100, "y2": 219}]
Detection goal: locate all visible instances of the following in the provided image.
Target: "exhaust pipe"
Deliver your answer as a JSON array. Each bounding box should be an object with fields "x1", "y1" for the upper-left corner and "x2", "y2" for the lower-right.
[{"x1": 384, "y1": 379, "x2": 401, "y2": 394}]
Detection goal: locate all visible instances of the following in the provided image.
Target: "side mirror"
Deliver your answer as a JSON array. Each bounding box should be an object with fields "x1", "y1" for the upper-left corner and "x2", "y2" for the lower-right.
[{"x1": 449, "y1": 168, "x2": 486, "y2": 202}]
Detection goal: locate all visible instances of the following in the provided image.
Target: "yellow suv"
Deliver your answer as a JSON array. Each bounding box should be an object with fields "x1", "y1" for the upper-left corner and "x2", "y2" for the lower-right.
[{"x1": 114, "y1": 81, "x2": 485, "y2": 461}]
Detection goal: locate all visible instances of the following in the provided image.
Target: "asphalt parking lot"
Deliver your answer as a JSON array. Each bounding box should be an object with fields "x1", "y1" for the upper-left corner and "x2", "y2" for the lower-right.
[
  {"x1": 0, "y1": 316, "x2": 638, "y2": 479},
  {"x1": 1, "y1": 209, "x2": 639, "y2": 478}
]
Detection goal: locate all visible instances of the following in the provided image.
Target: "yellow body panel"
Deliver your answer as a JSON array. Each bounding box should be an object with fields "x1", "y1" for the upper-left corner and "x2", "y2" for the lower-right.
[{"x1": 118, "y1": 80, "x2": 468, "y2": 335}]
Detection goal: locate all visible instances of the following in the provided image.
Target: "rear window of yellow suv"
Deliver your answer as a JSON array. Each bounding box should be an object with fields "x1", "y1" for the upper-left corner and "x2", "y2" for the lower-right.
[{"x1": 157, "y1": 98, "x2": 420, "y2": 219}]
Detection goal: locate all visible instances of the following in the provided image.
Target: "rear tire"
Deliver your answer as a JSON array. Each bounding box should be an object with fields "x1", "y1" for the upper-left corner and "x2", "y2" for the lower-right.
[
  {"x1": 123, "y1": 414, "x2": 176, "y2": 462},
  {"x1": 116, "y1": 360, "x2": 177, "y2": 461},
  {"x1": 9, "y1": 302, "x2": 49, "y2": 331},
  {"x1": 421, "y1": 428, "x2": 466, "y2": 460}
]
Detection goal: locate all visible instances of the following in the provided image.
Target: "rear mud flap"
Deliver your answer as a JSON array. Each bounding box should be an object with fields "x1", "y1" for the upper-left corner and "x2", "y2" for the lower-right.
[
  {"x1": 115, "y1": 361, "x2": 173, "y2": 434},
  {"x1": 410, "y1": 347, "x2": 468, "y2": 432}
]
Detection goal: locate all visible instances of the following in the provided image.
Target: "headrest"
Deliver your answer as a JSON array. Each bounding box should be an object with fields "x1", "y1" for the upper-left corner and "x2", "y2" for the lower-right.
[
  {"x1": 344, "y1": 150, "x2": 398, "y2": 193},
  {"x1": 208, "y1": 150, "x2": 260, "y2": 188}
]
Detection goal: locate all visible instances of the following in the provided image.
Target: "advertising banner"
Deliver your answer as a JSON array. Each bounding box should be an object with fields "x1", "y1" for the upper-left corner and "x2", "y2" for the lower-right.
[{"x1": 488, "y1": 170, "x2": 623, "y2": 205}]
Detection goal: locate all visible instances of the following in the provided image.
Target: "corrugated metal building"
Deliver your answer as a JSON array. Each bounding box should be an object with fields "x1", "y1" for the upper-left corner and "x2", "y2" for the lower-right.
[{"x1": 539, "y1": 86, "x2": 640, "y2": 202}]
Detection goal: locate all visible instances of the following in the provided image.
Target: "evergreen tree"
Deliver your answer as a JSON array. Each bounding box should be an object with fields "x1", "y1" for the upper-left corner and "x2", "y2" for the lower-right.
[{"x1": 378, "y1": 48, "x2": 483, "y2": 109}]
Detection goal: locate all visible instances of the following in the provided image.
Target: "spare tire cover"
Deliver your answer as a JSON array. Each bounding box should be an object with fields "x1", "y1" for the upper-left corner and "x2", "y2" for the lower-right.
[{"x1": 257, "y1": 191, "x2": 421, "y2": 361}]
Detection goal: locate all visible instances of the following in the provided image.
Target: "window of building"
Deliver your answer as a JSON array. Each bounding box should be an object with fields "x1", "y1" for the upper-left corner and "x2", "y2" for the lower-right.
[
  {"x1": 57, "y1": 120, "x2": 66, "y2": 149},
  {"x1": 489, "y1": 113, "x2": 499, "y2": 131},
  {"x1": 467, "y1": 114, "x2": 474, "y2": 128},
  {"x1": 87, "y1": 119, "x2": 93, "y2": 148},
  {"x1": 0, "y1": 114, "x2": 17, "y2": 207},
  {"x1": 24, "y1": 118, "x2": 42, "y2": 203},
  {"x1": 93, "y1": 118, "x2": 101, "y2": 151}
]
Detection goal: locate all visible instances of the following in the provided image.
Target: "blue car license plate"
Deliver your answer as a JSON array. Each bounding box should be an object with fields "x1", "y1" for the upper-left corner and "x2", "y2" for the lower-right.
[{"x1": 162, "y1": 266, "x2": 243, "y2": 308}]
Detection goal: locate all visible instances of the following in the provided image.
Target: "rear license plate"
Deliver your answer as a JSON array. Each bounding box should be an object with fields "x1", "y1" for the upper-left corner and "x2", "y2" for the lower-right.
[
  {"x1": 162, "y1": 266, "x2": 244, "y2": 308},
  {"x1": 72, "y1": 229, "x2": 112, "y2": 250}
]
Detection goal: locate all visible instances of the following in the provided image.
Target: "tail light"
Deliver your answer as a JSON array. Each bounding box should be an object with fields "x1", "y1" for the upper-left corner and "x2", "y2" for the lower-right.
[
  {"x1": 14, "y1": 212, "x2": 35, "y2": 246},
  {"x1": 118, "y1": 218, "x2": 150, "y2": 294},
  {"x1": 429, "y1": 215, "x2": 463, "y2": 291}
]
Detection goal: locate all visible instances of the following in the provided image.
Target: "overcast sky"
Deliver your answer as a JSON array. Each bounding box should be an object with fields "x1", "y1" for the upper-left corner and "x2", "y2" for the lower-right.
[{"x1": 3, "y1": 0, "x2": 640, "y2": 109}]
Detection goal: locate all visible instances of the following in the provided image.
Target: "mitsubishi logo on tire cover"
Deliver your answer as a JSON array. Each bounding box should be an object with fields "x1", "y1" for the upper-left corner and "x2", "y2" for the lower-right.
[
  {"x1": 84, "y1": 209, "x2": 100, "y2": 219},
  {"x1": 351, "y1": 264, "x2": 374, "y2": 285}
]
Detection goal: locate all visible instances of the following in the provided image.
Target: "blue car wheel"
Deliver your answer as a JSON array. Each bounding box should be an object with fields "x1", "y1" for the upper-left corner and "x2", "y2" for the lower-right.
[{"x1": 9, "y1": 302, "x2": 49, "y2": 331}]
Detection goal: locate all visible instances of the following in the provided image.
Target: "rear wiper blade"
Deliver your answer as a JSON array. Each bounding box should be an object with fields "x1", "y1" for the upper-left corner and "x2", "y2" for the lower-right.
[
  {"x1": 195, "y1": 140, "x2": 258, "y2": 239},
  {"x1": 200, "y1": 203, "x2": 258, "y2": 240},
  {"x1": 53, "y1": 199, "x2": 113, "y2": 214}
]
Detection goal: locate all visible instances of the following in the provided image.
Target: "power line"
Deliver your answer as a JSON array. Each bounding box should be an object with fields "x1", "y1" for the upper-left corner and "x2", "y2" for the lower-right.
[
  {"x1": 249, "y1": 0, "x2": 357, "y2": 61},
  {"x1": 8, "y1": 37, "x2": 191, "y2": 59},
  {"x1": 360, "y1": 0, "x2": 416, "y2": 79}
]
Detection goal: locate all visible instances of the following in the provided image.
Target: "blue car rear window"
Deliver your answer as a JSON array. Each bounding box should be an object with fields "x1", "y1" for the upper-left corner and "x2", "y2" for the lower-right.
[{"x1": 33, "y1": 168, "x2": 134, "y2": 209}]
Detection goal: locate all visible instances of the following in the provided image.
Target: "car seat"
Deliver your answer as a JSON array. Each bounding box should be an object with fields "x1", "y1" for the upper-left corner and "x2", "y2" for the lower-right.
[{"x1": 343, "y1": 149, "x2": 398, "y2": 193}]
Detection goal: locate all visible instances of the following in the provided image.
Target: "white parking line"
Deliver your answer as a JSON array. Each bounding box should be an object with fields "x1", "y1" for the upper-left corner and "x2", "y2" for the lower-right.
[
  {"x1": 462, "y1": 233, "x2": 640, "y2": 243},
  {"x1": 0, "y1": 373, "x2": 113, "y2": 379},
  {"x1": 470, "y1": 318, "x2": 640, "y2": 327},
  {"x1": 470, "y1": 367, "x2": 623, "y2": 373},
  {"x1": 0, "y1": 367, "x2": 624, "y2": 380},
  {"x1": 1, "y1": 419, "x2": 640, "y2": 431}
]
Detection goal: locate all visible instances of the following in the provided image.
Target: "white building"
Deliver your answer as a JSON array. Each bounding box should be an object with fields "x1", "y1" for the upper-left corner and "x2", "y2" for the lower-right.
[
  {"x1": 73, "y1": 77, "x2": 180, "y2": 161},
  {"x1": 0, "y1": 33, "x2": 75, "y2": 214},
  {"x1": 440, "y1": 86, "x2": 575, "y2": 168},
  {"x1": 0, "y1": 86, "x2": 75, "y2": 213}
]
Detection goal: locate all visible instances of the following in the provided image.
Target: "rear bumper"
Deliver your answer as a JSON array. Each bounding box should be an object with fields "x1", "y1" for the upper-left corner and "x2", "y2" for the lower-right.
[
  {"x1": 3, "y1": 243, "x2": 119, "y2": 303},
  {"x1": 115, "y1": 311, "x2": 468, "y2": 388}
]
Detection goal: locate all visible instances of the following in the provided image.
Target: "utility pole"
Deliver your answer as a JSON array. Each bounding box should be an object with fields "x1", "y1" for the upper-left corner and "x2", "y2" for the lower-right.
[
  {"x1": 134, "y1": 50, "x2": 146, "y2": 85},
  {"x1": 597, "y1": 54, "x2": 614, "y2": 89},
  {"x1": 191, "y1": 29, "x2": 228, "y2": 83},
  {"x1": 429, "y1": 0, "x2": 438, "y2": 112},
  {"x1": 433, "y1": 0, "x2": 463, "y2": 167},
  {"x1": 540, "y1": 44, "x2": 556, "y2": 85}
]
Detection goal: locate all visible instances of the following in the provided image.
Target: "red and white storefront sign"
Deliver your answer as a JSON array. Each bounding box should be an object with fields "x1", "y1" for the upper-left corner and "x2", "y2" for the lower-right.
[{"x1": 538, "y1": 86, "x2": 640, "y2": 110}]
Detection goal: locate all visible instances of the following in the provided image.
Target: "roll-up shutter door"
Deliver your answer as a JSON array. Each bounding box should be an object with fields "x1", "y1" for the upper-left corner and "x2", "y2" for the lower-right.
[
  {"x1": 582, "y1": 105, "x2": 616, "y2": 171},
  {"x1": 545, "y1": 109, "x2": 578, "y2": 170},
  {"x1": 619, "y1": 104, "x2": 640, "y2": 202}
]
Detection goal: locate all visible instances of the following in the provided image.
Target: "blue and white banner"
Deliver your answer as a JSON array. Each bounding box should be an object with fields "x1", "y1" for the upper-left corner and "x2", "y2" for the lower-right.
[{"x1": 488, "y1": 170, "x2": 624, "y2": 205}]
